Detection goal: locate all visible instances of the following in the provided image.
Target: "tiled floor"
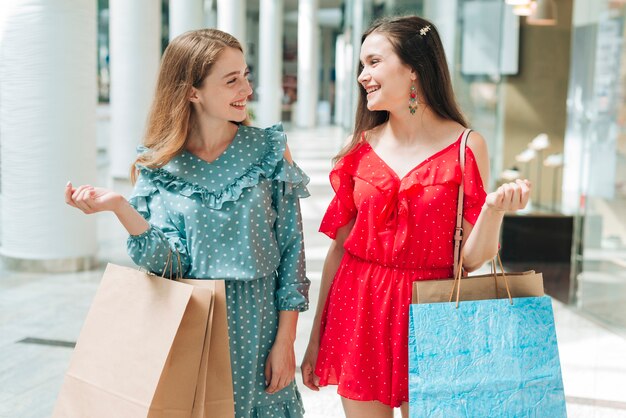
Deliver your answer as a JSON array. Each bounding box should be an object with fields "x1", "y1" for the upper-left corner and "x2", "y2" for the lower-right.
[{"x1": 1, "y1": 123, "x2": 626, "y2": 417}]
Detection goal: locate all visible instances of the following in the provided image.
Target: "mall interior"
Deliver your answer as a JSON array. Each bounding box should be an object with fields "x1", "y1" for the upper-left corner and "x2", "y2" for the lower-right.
[{"x1": 0, "y1": 0, "x2": 625, "y2": 417}]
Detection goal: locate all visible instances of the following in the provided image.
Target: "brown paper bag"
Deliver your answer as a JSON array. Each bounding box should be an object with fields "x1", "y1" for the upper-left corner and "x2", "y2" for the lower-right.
[
  {"x1": 413, "y1": 269, "x2": 545, "y2": 304},
  {"x1": 180, "y1": 279, "x2": 235, "y2": 418},
  {"x1": 53, "y1": 264, "x2": 233, "y2": 418}
]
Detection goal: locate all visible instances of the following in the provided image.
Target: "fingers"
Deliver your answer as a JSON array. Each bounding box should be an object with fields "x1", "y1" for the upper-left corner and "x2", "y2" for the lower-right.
[
  {"x1": 518, "y1": 179, "x2": 531, "y2": 208},
  {"x1": 265, "y1": 363, "x2": 281, "y2": 394},
  {"x1": 300, "y1": 361, "x2": 320, "y2": 391},
  {"x1": 487, "y1": 179, "x2": 532, "y2": 212},
  {"x1": 266, "y1": 369, "x2": 291, "y2": 394},
  {"x1": 265, "y1": 360, "x2": 295, "y2": 394},
  {"x1": 64, "y1": 182, "x2": 78, "y2": 208},
  {"x1": 71, "y1": 184, "x2": 95, "y2": 213},
  {"x1": 264, "y1": 360, "x2": 272, "y2": 390}
]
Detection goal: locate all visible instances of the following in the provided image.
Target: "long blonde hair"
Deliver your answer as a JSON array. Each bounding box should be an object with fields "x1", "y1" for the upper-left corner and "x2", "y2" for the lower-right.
[{"x1": 131, "y1": 29, "x2": 244, "y2": 183}]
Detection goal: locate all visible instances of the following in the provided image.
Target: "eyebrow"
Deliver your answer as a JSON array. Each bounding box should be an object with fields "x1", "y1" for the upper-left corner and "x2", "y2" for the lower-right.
[
  {"x1": 222, "y1": 67, "x2": 250, "y2": 79},
  {"x1": 360, "y1": 54, "x2": 381, "y2": 63}
]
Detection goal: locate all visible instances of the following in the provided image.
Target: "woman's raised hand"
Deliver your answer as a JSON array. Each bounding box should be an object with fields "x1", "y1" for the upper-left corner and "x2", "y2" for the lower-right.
[
  {"x1": 484, "y1": 179, "x2": 532, "y2": 213},
  {"x1": 64, "y1": 182, "x2": 125, "y2": 214}
]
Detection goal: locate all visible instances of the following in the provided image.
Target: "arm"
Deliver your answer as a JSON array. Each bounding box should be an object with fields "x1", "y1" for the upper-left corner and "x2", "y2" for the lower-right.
[
  {"x1": 65, "y1": 175, "x2": 190, "y2": 276},
  {"x1": 461, "y1": 132, "x2": 531, "y2": 271},
  {"x1": 265, "y1": 146, "x2": 311, "y2": 394},
  {"x1": 300, "y1": 220, "x2": 354, "y2": 391},
  {"x1": 65, "y1": 182, "x2": 149, "y2": 235}
]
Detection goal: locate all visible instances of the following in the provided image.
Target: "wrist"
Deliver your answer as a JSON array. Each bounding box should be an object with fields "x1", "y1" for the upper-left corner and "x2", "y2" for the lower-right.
[
  {"x1": 112, "y1": 195, "x2": 130, "y2": 214},
  {"x1": 274, "y1": 334, "x2": 296, "y2": 345},
  {"x1": 482, "y1": 204, "x2": 506, "y2": 216}
]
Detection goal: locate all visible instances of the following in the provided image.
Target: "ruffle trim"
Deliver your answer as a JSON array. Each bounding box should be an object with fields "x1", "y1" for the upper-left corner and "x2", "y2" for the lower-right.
[
  {"x1": 131, "y1": 123, "x2": 309, "y2": 210},
  {"x1": 332, "y1": 140, "x2": 485, "y2": 196},
  {"x1": 249, "y1": 396, "x2": 304, "y2": 418}
]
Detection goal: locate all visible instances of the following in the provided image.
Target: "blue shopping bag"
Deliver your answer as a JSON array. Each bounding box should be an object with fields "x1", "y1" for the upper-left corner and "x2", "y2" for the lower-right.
[{"x1": 409, "y1": 295, "x2": 567, "y2": 418}]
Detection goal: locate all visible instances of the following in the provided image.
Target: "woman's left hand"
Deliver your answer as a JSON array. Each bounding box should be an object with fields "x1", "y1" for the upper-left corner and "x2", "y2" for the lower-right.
[
  {"x1": 264, "y1": 338, "x2": 296, "y2": 394},
  {"x1": 484, "y1": 179, "x2": 532, "y2": 213}
]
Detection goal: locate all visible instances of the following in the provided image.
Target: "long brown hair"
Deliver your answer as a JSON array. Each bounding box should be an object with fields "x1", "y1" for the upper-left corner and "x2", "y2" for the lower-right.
[
  {"x1": 335, "y1": 15, "x2": 467, "y2": 163},
  {"x1": 131, "y1": 29, "x2": 244, "y2": 183}
]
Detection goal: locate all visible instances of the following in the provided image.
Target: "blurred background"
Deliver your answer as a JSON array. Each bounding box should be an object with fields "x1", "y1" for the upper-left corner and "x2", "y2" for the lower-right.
[{"x1": 1, "y1": 0, "x2": 625, "y2": 417}]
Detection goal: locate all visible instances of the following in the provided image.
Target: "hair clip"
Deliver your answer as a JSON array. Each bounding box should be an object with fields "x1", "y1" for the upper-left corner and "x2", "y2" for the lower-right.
[{"x1": 419, "y1": 25, "x2": 431, "y2": 36}]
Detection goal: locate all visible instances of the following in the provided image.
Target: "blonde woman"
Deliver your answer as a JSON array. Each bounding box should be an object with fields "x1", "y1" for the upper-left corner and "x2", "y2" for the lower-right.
[{"x1": 65, "y1": 29, "x2": 309, "y2": 418}]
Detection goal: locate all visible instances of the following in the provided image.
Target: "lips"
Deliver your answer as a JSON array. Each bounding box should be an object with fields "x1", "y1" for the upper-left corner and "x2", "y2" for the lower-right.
[
  {"x1": 365, "y1": 85, "x2": 380, "y2": 95},
  {"x1": 230, "y1": 100, "x2": 247, "y2": 109}
]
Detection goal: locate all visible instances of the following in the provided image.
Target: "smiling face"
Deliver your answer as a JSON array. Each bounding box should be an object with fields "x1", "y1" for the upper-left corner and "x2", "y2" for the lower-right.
[
  {"x1": 357, "y1": 32, "x2": 417, "y2": 114},
  {"x1": 189, "y1": 46, "x2": 252, "y2": 123}
]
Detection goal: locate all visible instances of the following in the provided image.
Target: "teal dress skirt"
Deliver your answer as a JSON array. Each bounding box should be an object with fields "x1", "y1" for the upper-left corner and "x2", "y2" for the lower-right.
[{"x1": 126, "y1": 123, "x2": 310, "y2": 418}]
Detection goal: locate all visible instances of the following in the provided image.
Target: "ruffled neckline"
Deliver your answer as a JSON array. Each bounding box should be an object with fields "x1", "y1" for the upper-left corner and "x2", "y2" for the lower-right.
[
  {"x1": 133, "y1": 123, "x2": 309, "y2": 210},
  {"x1": 362, "y1": 133, "x2": 462, "y2": 182},
  {"x1": 331, "y1": 133, "x2": 475, "y2": 196}
]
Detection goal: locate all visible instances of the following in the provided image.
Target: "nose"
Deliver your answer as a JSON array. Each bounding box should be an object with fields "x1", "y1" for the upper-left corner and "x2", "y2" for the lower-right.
[
  {"x1": 357, "y1": 68, "x2": 369, "y2": 85},
  {"x1": 242, "y1": 79, "x2": 253, "y2": 96}
]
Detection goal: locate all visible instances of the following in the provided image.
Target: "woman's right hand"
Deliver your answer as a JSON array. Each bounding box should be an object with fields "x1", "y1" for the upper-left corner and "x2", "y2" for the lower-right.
[
  {"x1": 65, "y1": 182, "x2": 125, "y2": 214},
  {"x1": 300, "y1": 340, "x2": 321, "y2": 391}
]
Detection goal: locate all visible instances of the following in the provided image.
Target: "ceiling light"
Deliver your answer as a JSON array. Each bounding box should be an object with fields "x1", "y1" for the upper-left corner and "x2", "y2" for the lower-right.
[
  {"x1": 513, "y1": 2, "x2": 535, "y2": 16},
  {"x1": 528, "y1": 0, "x2": 557, "y2": 26}
]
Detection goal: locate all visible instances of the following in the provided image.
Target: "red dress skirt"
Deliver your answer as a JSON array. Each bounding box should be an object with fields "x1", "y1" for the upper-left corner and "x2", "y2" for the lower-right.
[{"x1": 315, "y1": 133, "x2": 486, "y2": 407}]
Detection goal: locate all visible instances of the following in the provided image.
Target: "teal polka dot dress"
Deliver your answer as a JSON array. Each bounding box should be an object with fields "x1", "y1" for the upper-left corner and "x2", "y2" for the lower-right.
[{"x1": 126, "y1": 123, "x2": 310, "y2": 418}]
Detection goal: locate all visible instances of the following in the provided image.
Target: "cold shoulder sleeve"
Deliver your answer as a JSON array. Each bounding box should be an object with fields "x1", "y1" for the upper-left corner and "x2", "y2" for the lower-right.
[
  {"x1": 319, "y1": 157, "x2": 358, "y2": 239},
  {"x1": 126, "y1": 168, "x2": 191, "y2": 277},
  {"x1": 463, "y1": 147, "x2": 487, "y2": 225},
  {"x1": 267, "y1": 124, "x2": 310, "y2": 311}
]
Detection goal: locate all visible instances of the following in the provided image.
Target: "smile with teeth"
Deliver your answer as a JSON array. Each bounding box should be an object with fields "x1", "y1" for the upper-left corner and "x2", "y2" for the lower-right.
[
  {"x1": 366, "y1": 86, "x2": 380, "y2": 95},
  {"x1": 231, "y1": 100, "x2": 247, "y2": 108}
]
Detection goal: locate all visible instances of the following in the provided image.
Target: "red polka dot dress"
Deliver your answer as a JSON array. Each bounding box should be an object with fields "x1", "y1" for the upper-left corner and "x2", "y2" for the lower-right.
[{"x1": 315, "y1": 131, "x2": 487, "y2": 407}]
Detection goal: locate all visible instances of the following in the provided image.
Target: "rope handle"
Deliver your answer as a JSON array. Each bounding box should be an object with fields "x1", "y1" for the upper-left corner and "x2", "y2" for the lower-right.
[
  {"x1": 447, "y1": 252, "x2": 512, "y2": 308},
  {"x1": 158, "y1": 249, "x2": 183, "y2": 281}
]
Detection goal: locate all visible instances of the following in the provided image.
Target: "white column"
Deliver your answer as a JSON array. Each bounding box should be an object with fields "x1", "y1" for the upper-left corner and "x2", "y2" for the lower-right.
[
  {"x1": 109, "y1": 0, "x2": 161, "y2": 179},
  {"x1": 333, "y1": 34, "x2": 346, "y2": 125},
  {"x1": 204, "y1": 0, "x2": 217, "y2": 28},
  {"x1": 170, "y1": 0, "x2": 204, "y2": 40},
  {"x1": 320, "y1": 28, "x2": 333, "y2": 101},
  {"x1": 423, "y1": 0, "x2": 458, "y2": 73},
  {"x1": 349, "y1": 0, "x2": 366, "y2": 130},
  {"x1": 296, "y1": 0, "x2": 319, "y2": 128},
  {"x1": 256, "y1": 0, "x2": 284, "y2": 128},
  {"x1": 217, "y1": 0, "x2": 245, "y2": 44},
  {"x1": 0, "y1": 0, "x2": 97, "y2": 270}
]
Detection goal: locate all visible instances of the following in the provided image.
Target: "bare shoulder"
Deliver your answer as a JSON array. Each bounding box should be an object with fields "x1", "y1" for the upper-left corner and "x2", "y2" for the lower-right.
[
  {"x1": 466, "y1": 130, "x2": 490, "y2": 183},
  {"x1": 466, "y1": 130, "x2": 489, "y2": 159},
  {"x1": 283, "y1": 143, "x2": 294, "y2": 164}
]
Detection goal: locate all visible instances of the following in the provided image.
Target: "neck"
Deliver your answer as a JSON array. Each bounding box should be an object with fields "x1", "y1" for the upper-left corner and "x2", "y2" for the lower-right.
[
  {"x1": 187, "y1": 113, "x2": 237, "y2": 152},
  {"x1": 385, "y1": 105, "x2": 444, "y2": 144}
]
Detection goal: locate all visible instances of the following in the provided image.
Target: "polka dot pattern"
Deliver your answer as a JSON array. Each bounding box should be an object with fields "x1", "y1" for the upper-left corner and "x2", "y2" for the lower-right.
[
  {"x1": 316, "y1": 133, "x2": 487, "y2": 407},
  {"x1": 126, "y1": 123, "x2": 310, "y2": 417}
]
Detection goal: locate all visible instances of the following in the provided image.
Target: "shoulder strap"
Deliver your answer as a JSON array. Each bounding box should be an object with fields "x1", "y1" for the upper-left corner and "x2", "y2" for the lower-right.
[{"x1": 453, "y1": 129, "x2": 472, "y2": 278}]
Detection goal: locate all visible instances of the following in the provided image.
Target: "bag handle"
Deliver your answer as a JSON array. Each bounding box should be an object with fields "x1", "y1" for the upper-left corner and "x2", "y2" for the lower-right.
[
  {"x1": 447, "y1": 252, "x2": 513, "y2": 307},
  {"x1": 452, "y1": 129, "x2": 472, "y2": 278},
  {"x1": 160, "y1": 250, "x2": 183, "y2": 281},
  {"x1": 450, "y1": 128, "x2": 512, "y2": 308}
]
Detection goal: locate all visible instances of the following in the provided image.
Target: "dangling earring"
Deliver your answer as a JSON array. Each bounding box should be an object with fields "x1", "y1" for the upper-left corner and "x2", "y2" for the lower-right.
[{"x1": 409, "y1": 85, "x2": 418, "y2": 115}]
